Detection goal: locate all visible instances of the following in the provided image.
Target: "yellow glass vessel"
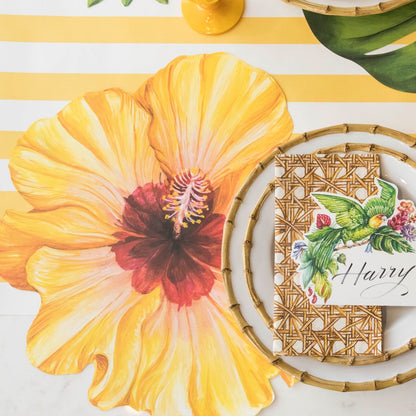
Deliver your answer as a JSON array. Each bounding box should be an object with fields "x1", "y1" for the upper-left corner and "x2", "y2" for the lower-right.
[{"x1": 181, "y1": 0, "x2": 245, "y2": 35}]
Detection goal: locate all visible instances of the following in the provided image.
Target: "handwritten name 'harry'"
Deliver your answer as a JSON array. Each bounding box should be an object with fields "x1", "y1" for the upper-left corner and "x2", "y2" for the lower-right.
[{"x1": 332, "y1": 262, "x2": 416, "y2": 299}]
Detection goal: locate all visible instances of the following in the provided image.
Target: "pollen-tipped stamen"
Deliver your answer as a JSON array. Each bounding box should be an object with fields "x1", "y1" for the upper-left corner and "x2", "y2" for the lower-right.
[{"x1": 163, "y1": 168, "x2": 212, "y2": 238}]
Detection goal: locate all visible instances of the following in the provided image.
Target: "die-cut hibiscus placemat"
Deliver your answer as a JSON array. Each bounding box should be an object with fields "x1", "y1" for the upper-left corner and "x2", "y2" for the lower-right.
[
  {"x1": 273, "y1": 153, "x2": 383, "y2": 357},
  {"x1": 0, "y1": 53, "x2": 295, "y2": 415}
]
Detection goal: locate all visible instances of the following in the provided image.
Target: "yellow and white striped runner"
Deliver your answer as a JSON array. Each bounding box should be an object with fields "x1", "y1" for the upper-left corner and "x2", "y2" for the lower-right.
[{"x1": 0, "y1": 0, "x2": 415, "y2": 293}]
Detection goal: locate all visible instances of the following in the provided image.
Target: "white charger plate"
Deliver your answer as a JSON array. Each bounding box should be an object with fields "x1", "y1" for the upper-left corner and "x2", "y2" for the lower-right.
[{"x1": 225, "y1": 125, "x2": 416, "y2": 388}]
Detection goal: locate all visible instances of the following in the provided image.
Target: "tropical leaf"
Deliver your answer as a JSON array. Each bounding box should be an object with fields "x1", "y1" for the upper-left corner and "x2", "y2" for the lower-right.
[
  {"x1": 302, "y1": 265, "x2": 315, "y2": 287},
  {"x1": 312, "y1": 228, "x2": 343, "y2": 272},
  {"x1": 300, "y1": 248, "x2": 311, "y2": 263},
  {"x1": 88, "y1": 0, "x2": 104, "y2": 6},
  {"x1": 303, "y1": 2, "x2": 416, "y2": 93},
  {"x1": 299, "y1": 260, "x2": 310, "y2": 270},
  {"x1": 370, "y1": 226, "x2": 414, "y2": 254},
  {"x1": 88, "y1": 0, "x2": 168, "y2": 6},
  {"x1": 298, "y1": 247, "x2": 315, "y2": 287},
  {"x1": 314, "y1": 270, "x2": 332, "y2": 300},
  {"x1": 327, "y1": 258, "x2": 338, "y2": 276}
]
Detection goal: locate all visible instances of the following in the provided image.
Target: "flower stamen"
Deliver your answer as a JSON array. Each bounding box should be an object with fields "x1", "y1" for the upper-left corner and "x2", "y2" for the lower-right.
[{"x1": 163, "y1": 168, "x2": 212, "y2": 238}]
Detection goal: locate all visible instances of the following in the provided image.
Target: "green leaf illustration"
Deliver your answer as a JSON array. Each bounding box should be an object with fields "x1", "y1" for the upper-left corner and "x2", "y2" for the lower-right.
[
  {"x1": 303, "y1": 2, "x2": 416, "y2": 93},
  {"x1": 314, "y1": 270, "x2": 332, "y2": 300},
  {"x1": 370, "y1": 226, "x2": 414, "y2": 254},
  {"x1": 299, "y1": 263, "x2": 314, "y2": 287},
  {"x1": 301, "y1": 265, "x2": 315, "y2": 287},
  {"x1": 300, "y1": 248, "x2": 311, "y2": 263},
  {"x1": 298, "y1": 246, "x2": 315, "y2": 286},
  {"x1": 337, "y1": 253, "x2": 347, "y2": 265},
  {"x1": 327, "y1": 258, "x2": 338, "y2": 275},
  {"x1": 88, "y1": 0, "x2": 104, "y2": 6},
  {"x1": 88, "y1": 0, "x2": 168, "y2": 6}
]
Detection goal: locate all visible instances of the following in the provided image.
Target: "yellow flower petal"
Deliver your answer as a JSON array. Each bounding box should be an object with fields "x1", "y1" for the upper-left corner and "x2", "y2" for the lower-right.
[
  {"x1": 3, "y1": 55, "x2": 296, "y2": 416},
  {"x1": 91, "y1": 281, "x2": 277, "y2": 415},
  {"x1": 0, "y1": 220, "x2": 38, "y2": 291},
  {"x1": 136, "y1": 53, "x2": 293, "y2": 190},
  {"x1": 26, "y1": 246, "x2": 161, "y2": 382},
  {"x1": 280, "y1": 371, "x2": 298, "y2": 388},
  {"x1": 0, "y1": 207, "x2": 120, "y2": 289},
  {"x1": 25, "y1": 252, "x2": 283, "y2": 415},
  {"x1": 189, "y1": 282, "x2": 278, "y2": 415},
  {"x1": 127, "y1": 299, "x2": 195, "y2": 414},
  {"x1": 2, "y1": 207, "x2": 120, "y2": 249},
  {"x1": 88, "y1": 288, "x2": 165, "y2": 409},
  {"x1": 10, "y1": 89, "x2": 161, "y2": 221}
]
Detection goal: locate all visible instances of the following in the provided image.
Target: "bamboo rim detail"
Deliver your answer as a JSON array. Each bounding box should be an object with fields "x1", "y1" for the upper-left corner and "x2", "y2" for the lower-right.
[
  {"x1": 222, "y1": 123, "x2": 416, "y2": 391},
  {"x1": 245, "y1": 179, "x2": 416, "y2": 366},
  {"x1": 280, "y1": 0, "x2": 414, "y2": 16}
]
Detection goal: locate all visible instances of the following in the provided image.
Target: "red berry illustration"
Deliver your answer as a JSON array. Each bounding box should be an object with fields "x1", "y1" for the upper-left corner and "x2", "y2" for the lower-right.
[
  {"x1": 307, "y1": 288, "x2": 313, "y2": 297},
  {"x1": 316, "y1": 214, "x2": 331, "y2": 229},
  {"x1": 388, "y1": 210, "x2": 408, "y2": 231},
  {"x1": 312, "y1": 294, "x2": 317, "y2": 304}
]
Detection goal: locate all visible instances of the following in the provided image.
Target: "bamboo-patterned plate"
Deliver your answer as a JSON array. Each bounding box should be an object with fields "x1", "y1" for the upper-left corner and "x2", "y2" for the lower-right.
[
  {"x1": 222, "y1": 124, "x2": 416, "y2": 391},
  {"x1": 280, "y1": 0, "x2": 414, "y2": 15}
]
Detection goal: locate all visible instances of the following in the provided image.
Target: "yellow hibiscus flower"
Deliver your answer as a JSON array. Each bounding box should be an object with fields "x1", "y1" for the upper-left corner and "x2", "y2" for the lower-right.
[{"x1": 0, "y1": 53, "x2": 294, "y2": 415}]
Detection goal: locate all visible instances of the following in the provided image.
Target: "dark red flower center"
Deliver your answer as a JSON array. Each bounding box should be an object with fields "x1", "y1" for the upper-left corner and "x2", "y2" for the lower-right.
[{"x1": 111, "y1": 169, "x2": 225, "y2": 307}]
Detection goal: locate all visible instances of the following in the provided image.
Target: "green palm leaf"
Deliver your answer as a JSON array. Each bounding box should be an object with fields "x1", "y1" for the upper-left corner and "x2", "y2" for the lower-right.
[
  {"x1": 370, "y1": 226, "x2": 414, "y2": 253},
  {"x1": 88, "y1": 0, "x2": 168, "y2": 6},
  {"x1": 88, "y1": 0, "x2": 104, "y2": 6},
  {"x1": 301, "y1": 263, "x2": 315, "y2": 287},
  {"x1": 303, "y1": 2, "x2": 416, "y2": 93}
]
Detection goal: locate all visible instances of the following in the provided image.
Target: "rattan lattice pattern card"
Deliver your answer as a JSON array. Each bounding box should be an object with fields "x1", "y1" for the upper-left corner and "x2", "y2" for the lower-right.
[{"x1": 273, "y1": 153, "x2": 383, "y2": 357}]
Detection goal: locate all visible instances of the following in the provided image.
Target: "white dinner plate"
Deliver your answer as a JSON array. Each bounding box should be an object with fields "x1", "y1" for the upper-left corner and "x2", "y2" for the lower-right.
[{"x1": 227, "y1": 127, "x2": 416, "y2": 385}]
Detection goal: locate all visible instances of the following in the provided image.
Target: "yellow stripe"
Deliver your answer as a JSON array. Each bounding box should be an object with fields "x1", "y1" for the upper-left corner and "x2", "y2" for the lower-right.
[
  {"x1": 1, "y1": 15, "x2": 415, "y2": 45},
  {"x1": 0, "y1": 73, "x2": 149, "y2": 100},
  {"x1": 0, "y1": 131, "x2": 21, "y2": 158},
  {"x1": 0, "y1": 193, "x2": 31, "y2": 218},
  {"x1": 1, "y1": 72, "x2": 415, "y2": 103}
]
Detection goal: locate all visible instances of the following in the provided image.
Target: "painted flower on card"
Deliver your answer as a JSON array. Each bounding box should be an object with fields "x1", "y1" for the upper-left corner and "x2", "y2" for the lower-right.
[
  {"x1": 316, "y1": 213, "x2": 331, "y2": 229},
  {"x1": 0, "y1": 53, "x2": 294, "y2": 414}
]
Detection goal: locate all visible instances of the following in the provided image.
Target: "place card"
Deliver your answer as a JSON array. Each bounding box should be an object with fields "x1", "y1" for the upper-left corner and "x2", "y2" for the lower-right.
[{"x1": 293, "y1": 178, "x2": 416, "y2": 306}]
